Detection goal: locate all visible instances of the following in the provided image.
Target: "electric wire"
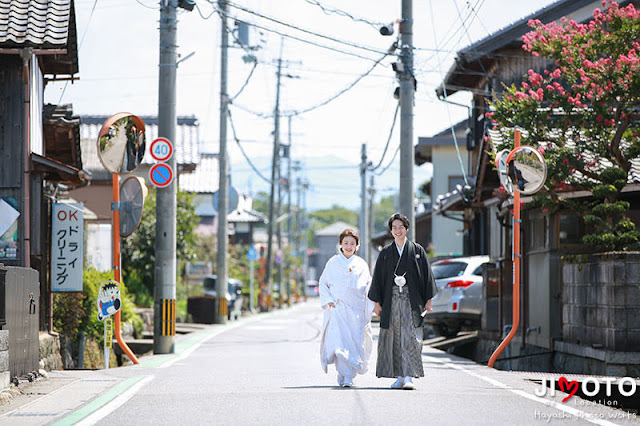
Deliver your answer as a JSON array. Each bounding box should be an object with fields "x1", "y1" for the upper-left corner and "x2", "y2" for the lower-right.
[
  {"x1": 369, "y1": 102, "x2": 400, "y2": 172},
  {"x1": 302, "y1": 0, "x2": 385, "y2": 31},
  {"x1": 57, "y1": 0, "x2": 99, "y2": 104},
  {"x1": 134, "y1": 0, "x2": 158, "y2": 9},
  {"x1": 222, "y1": 1, "x2": 388, "y2": 56},
  {"x1": 219, "y1": 16, "x2": 381, "y2": 63},
  {"x1": 453, "y1": 0, "x2": 488, "y2": 76},
  {"x1": 286, "y1": 50, "x2": 390, "y2": 116},
  {"x1": 227, "y1": 109, "x2": 272, "y2": 183},
  {"x1": 232, "y1": 48, "x2": 392, "y2": 119},
  {"x1": 429, "y1": 0, "x2": 469, "y2": 186},
  {"x1": 374, "y1": 143, "x2": 400, "y2": 176},
  {"x1": 229, "y1": 59, "x2": 258, "y2": 101}
]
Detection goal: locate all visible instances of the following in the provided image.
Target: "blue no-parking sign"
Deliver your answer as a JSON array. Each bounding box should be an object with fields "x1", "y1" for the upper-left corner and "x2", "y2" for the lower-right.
[
  {"x1": 247, "y1": 245, "x2": 258, "y2": 261},
  {"x1": 149, "y1": 163, "x2": 174, "y2": 188}
]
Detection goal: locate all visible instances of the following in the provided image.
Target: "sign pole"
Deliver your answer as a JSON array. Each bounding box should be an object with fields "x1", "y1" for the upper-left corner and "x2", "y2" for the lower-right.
[
  {"x1": 104, "y1": 320, "x2": 109, "y2": 369},
  {"x1": 250, "y1": 259, "x2": 255, "y2": 312}
]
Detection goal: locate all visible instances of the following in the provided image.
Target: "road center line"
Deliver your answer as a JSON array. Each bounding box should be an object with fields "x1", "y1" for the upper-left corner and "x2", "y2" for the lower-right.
[{"x1": 423, "y1": 356, "x2": 618, "y2": 426}]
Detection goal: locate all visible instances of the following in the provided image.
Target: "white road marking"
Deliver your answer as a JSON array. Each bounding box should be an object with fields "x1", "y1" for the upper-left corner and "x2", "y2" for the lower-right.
[
  {"x1": 74, "y1": 376, "x2": 154, "y2": 426},
  {"x1": 423, "y1": 356, "x2": 620, "y2": 426}
]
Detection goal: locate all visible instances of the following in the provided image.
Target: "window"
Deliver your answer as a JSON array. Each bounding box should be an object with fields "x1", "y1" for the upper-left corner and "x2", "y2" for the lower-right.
[
  {"x1": 558, "y1": 214, "x2": 585, "y2": 246},
  {"x1": 432, "y1": 262, "x2": 467, "y2": 279}
]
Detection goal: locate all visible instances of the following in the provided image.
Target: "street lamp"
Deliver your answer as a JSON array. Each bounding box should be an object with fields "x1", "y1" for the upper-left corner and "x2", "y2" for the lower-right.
[{"x1": 488, "y1": 129, "x2": 547, "y2": 368}]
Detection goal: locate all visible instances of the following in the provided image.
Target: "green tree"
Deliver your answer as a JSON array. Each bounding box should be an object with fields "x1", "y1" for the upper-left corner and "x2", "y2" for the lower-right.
[
  {"x1": 121, "y1": 190, "x2": 200, "y2": 305},
  {"x1": 309, "y1": 205, "x2": 357, "y2": 228},
  {"x1": 490, "y1": 1, "x2": 640, "y2": 251},
  {"x1": 373, "y1": 194, "x2": 397, "y2": 234},
  {"x1": 251, "y1": 191, "x2": 270, "y2": 216}
]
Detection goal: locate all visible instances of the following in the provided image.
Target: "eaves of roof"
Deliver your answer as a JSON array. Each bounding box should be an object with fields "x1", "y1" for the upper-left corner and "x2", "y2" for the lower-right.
[
  {"x1": 0, "y1": 0, "x2": 79, "y2": 76},
  {"x1": 435, "y1": 0, "x2": 618, "y2": 97}
]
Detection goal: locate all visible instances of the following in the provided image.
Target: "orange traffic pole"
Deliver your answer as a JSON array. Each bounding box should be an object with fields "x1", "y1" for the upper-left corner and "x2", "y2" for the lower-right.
[
  {"x1": 112, "y1": 174, "x2": 140, "y2": 365},
  {"x1": 488, "y1": 130, "x2": 521, "y2": 368}
]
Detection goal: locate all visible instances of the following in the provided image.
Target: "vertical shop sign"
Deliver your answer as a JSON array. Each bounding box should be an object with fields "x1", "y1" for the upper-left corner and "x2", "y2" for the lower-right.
[{"x1": 51, "y1": 203, "x2": 84, "y2": 292}]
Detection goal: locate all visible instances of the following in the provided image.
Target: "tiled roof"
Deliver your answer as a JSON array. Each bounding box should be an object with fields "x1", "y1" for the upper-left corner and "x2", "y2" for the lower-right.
[
  {"x1": 316, "y1": 221, "x2": 358, "y2": 236},
  {"x1": 179, "y1": 153, "x2": 219, "y2": 194},
  {"x1": 79, "y1": 115, "x2": 200, "y2": 181},
  {"x1": 0, "y1": 0, "x2": 78, "y2": 75},
  {"x1": 193, "y1": 193, "x2": 266, "y2": 224}
]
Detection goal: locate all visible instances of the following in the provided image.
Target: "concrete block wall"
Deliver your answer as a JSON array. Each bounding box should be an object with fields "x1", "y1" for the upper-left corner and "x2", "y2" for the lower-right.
[
  {"x1": 0, "y1": 330, "x2": 8, "y2": 389},
  {"x1": 562, "y1": 253, "x2": 640, "y2": 352}
]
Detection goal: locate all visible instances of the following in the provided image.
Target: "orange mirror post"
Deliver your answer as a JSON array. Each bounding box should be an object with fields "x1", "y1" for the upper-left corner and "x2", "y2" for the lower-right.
[
  {"x1": 488, "y1": 130, "x2": 522, "y2": 368},
  {"x1": 112, "y1": 174, "x2": 140, "y2": 365}
]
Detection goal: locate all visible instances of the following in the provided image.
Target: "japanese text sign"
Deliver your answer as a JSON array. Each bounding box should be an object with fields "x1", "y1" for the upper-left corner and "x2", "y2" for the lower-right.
[{"x1": 51, "y1": 203, "x2": 84, "y2": 292}]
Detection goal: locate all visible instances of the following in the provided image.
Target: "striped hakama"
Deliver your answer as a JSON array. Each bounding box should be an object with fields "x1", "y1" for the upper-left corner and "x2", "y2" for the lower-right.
[{"x1": 376, "y1": 286, "x2": 424, "y2": 378}]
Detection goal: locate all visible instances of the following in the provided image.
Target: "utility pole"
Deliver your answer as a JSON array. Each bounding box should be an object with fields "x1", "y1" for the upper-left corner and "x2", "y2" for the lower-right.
[
  {"x1": 359, "y1": 144, "x2": 368, "y2": 261},
  {"x1": 368, "y1": 174, "x2": 375, "y2": 267},
  {"x1": 287, "y1": 117, "x2": 293, "y2": 248},
  {"x1": 265, "y1": 47, "x2": 283, "y2": 309},
  {"x1": 399, "y1": 0, "x2": 415, "y2": 240},
  {"x1": 155, "y1": 0, "x2": 177, "y2": 354},
  {"x1": 286, "y1": 116, "x2": 293, "y2": 303},
  {"x1": 216, "y1": 0, "x2": 229, "y2": 324}
]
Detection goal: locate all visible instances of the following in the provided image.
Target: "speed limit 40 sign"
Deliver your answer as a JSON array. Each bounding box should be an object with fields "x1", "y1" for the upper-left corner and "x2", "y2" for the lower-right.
[{"x1": 150, "y1": 137, "x2": 173, "y2": 162}]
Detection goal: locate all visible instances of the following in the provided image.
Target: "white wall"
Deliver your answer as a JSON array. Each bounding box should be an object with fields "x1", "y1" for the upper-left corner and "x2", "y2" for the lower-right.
[
  {"x1": 86, "y1": 223, "x2": 112, "y2": 272},
  {"x1": 431, "y1": 145, "x2": 468, "y2": 257}
]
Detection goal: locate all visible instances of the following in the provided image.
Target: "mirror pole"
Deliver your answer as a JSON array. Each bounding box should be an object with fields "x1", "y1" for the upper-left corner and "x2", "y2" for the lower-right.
[
  {"x1": 488, "y1": 130, "x2": 522, "y2": 368},
  {"x1": 112, "y1": 174, "x2": 140, "y2": 365}
]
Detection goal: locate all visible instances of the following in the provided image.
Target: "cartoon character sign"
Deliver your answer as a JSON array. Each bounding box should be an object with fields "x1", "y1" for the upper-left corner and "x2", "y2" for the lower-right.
[{"x1": 97, "y1": 280, "x2": 122, "y2": 321}]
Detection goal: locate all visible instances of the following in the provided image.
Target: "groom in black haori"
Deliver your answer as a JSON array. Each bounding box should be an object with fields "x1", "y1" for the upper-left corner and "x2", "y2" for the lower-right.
[{"x1": 368, "y1": 213, "x2": 437, "y2": 390}]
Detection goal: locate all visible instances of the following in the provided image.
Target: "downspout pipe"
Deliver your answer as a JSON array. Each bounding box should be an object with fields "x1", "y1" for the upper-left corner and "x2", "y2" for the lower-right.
[{"x1": 20, "y1": 48, "x2": 32, "y2": 269}]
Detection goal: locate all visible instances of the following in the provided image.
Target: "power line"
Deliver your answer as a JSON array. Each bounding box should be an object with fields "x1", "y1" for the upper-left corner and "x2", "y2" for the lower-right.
[
  {"x1": 302, "y1": 0, "x2": 385, "y2": 30},
  {"x1": 230, "y1": 59, "x2": 258, "y2": 101},
  {"x1": 227, "y1": 109, "x2": 272, "y2": 183},
  {"x1": 374, "y1": 144, "x2": 400, "y2": 176},
  {"x1": 58, "y1": 0, "x2": 99, "y2": 104},
  {"x1": 429, "y1": 0, "x2": 469, "y2": 186},
  {"x1": 202, "y1": 2, "x2": 382, "y2": 63},
  {"x1": 287, "y1": 50, "x2": 391, "y2": 116},
  {"x1": 370, "y1": 102, "x2": 400, "y2": 172},
  {"x1": 222, "y1": 1, "x2": 388, "y2": 56}
]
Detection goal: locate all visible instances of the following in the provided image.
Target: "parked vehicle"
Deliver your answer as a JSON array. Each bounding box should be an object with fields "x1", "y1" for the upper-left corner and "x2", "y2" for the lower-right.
[
  {"x1": 424, "y1": 256, "x2": 490, "y2": 337},
  {"x1": 305, "y1": 280, "x2": 319, "y2": 297},
  {"x1": 203, "y1": 275, "x2": 244, "y2": 320}
]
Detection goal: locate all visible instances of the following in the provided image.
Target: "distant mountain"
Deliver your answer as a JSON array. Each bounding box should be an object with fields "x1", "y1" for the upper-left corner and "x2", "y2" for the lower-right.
[{"x1": 229, "y1": 153, "x2": 432, "y2": 212}]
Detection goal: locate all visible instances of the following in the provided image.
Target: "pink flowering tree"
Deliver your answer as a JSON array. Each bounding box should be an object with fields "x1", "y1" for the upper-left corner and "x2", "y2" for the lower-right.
[{"x1": 490, "y1": 1, "x2": 640, "y2": 251}]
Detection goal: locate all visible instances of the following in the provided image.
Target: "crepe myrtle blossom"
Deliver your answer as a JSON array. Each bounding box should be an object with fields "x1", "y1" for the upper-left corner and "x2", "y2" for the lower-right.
[{"x1": 489, "y1": 1, "x2": 640, "y2": 251}]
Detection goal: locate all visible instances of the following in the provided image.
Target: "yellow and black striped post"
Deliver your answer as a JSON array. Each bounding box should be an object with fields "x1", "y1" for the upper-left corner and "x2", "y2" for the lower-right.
[
  {"x1": 161, "y1": 298, "x2": 176, "y2": 336},
  {"x1": 219, "y1": 297, "x2": 228, "y2": 321}
]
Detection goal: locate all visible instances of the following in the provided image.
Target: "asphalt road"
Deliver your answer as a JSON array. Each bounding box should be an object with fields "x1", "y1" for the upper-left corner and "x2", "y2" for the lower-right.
[{"x1": 0, "y1": 301, "x2": 637, "y2": 425}]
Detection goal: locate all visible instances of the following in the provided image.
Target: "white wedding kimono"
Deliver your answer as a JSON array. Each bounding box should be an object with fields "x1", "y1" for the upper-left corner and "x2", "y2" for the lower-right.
[{"x1": 319, "y1": 253, "x2": 375, "y2": 379}]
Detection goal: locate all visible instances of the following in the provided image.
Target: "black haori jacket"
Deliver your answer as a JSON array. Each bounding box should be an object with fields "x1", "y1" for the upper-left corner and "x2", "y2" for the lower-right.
[{"x1": 368, "y1": 239, "x2": 437, "y2": 329}]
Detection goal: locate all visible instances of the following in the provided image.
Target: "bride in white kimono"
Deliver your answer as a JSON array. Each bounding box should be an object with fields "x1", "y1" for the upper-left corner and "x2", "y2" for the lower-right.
[{"x1": 319, "y1": 229, "x2": 375, "y2": 387}]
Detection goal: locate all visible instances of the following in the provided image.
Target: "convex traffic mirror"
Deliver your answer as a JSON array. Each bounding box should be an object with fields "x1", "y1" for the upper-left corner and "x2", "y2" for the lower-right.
[
  {"x1": 505, "y1": 146, "x2": 547, "y2": 195},
  {"x1": 97, "y1": 113, "x2": 146, "y2": 175}
]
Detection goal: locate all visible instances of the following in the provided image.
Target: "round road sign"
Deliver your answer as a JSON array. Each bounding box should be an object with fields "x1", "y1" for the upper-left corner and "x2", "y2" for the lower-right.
[
  {"x1": 150, "y1": 137, "x2": 173, "y2": 162},
  {"x1": 149, "y1": 163, "x2": 174, "y2": 188}
]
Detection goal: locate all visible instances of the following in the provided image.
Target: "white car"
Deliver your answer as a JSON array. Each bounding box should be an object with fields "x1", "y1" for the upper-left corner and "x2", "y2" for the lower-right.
[{"x1": 425, "y1": 256, "x2": 490, "y2": 337}]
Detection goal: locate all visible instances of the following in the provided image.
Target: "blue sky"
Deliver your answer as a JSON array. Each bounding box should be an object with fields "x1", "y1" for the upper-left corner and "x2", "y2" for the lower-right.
[{"x1": 47, "y1": 0, "x2": 558, "y2": 210}]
